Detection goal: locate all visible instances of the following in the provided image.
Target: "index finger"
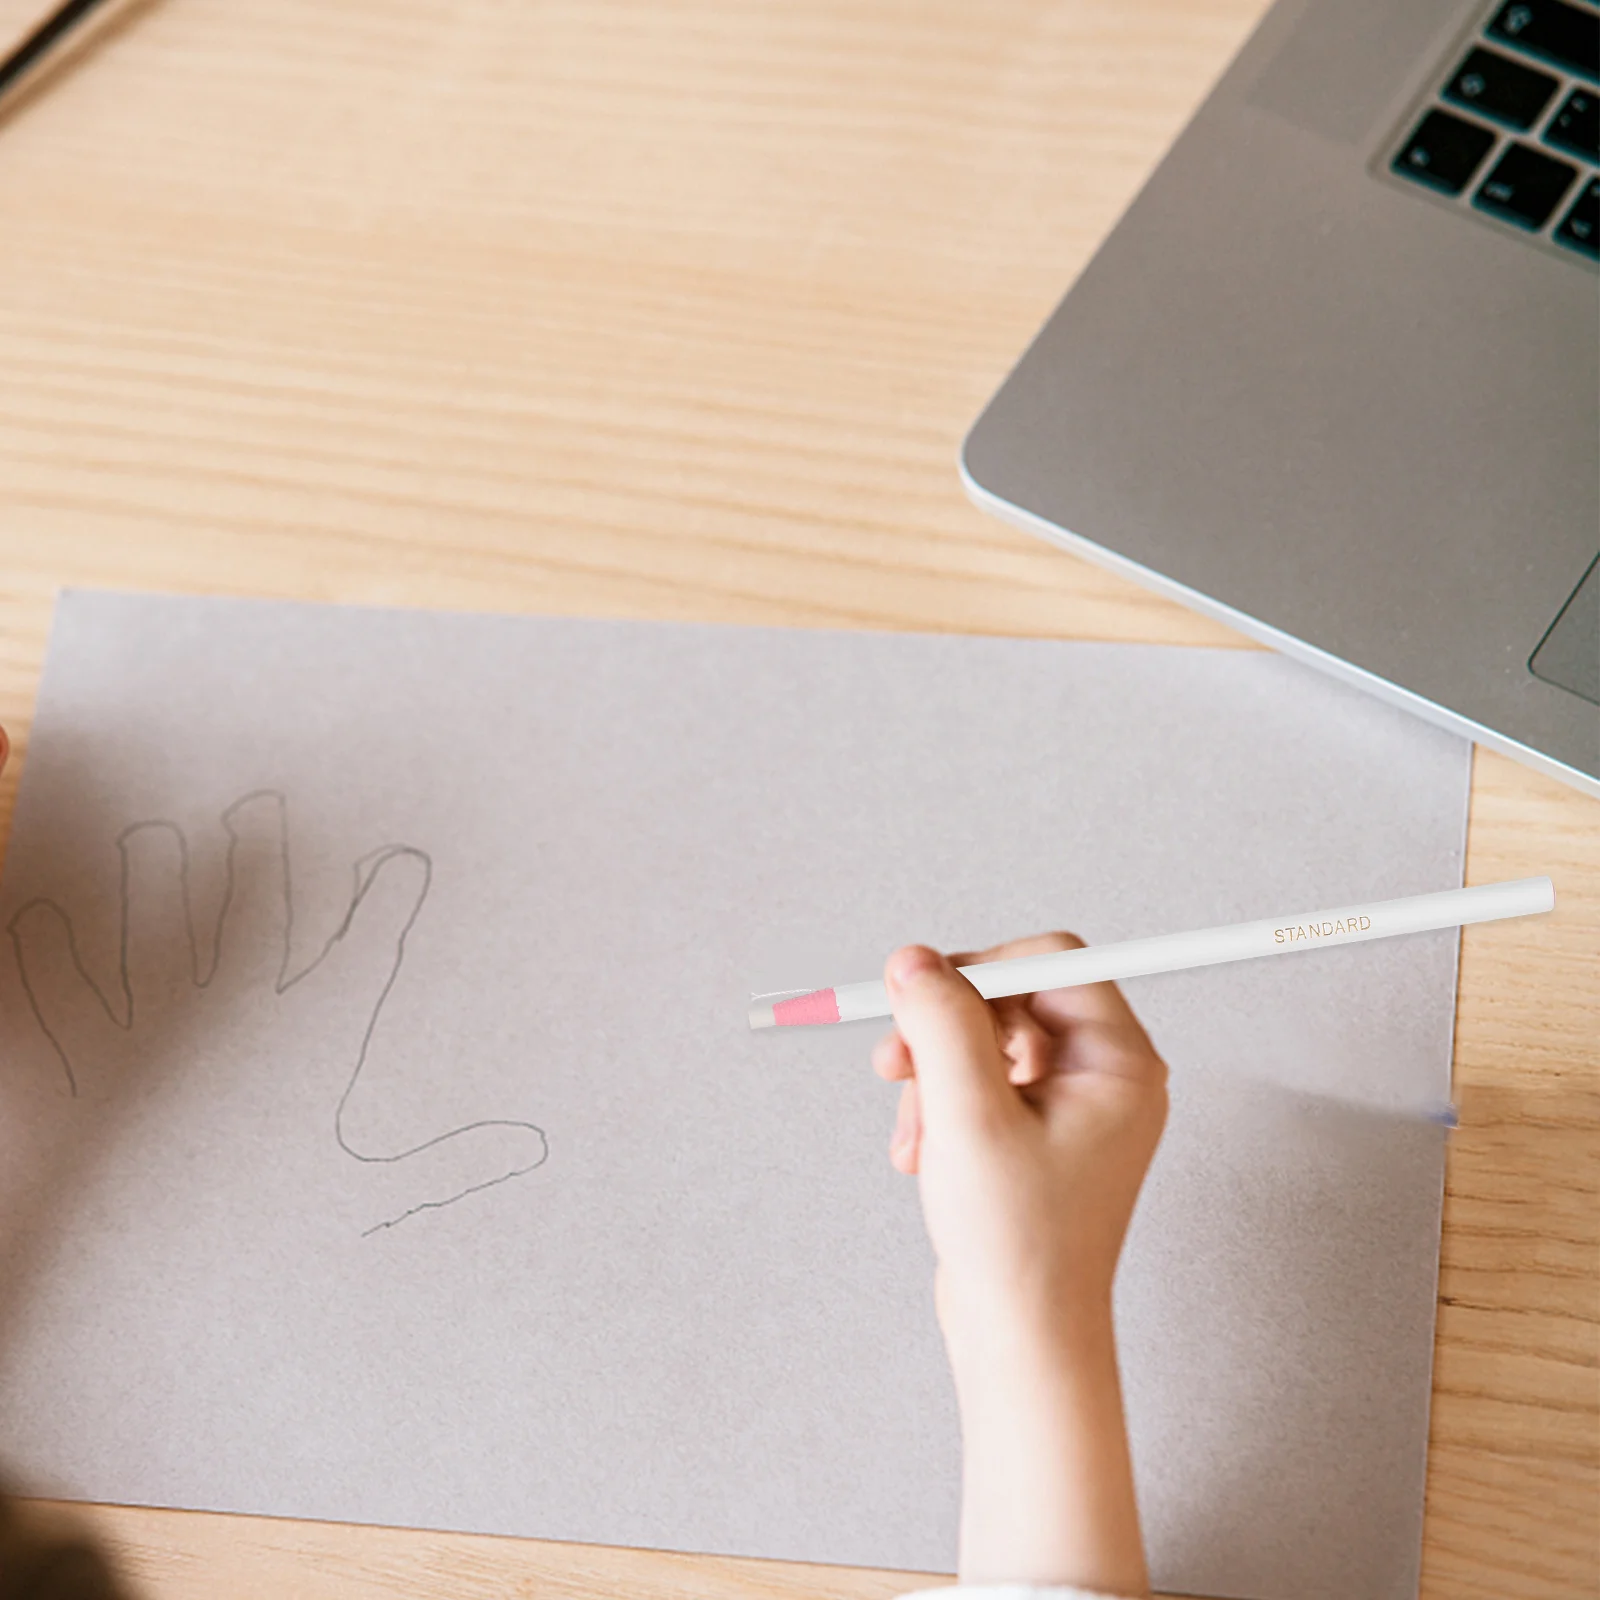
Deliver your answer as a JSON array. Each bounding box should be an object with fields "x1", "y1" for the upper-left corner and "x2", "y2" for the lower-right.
[{"x1": 950, "y1": 930, "x2": 1150, "y2": 1038}]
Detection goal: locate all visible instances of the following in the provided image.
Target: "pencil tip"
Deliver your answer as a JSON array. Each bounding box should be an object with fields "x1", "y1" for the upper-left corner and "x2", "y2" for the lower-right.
[
  {"x1": 748, "y1": 1004, "x2": 777, "y2": 1030},
  {"x1": 770, "y1": 988, "x2": 842, "y2": 1027}
]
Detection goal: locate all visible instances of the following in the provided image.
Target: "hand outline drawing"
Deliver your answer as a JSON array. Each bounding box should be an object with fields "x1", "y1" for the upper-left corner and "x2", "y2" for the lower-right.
[{"x1": 7, "y1": 789, "x2": 548, "y2": 1235}]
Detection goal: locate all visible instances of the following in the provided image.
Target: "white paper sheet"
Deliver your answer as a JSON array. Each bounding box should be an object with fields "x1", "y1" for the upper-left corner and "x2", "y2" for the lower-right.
[{"x1": 0, "y1": 593, "x2": 1470, "y2": 1595}]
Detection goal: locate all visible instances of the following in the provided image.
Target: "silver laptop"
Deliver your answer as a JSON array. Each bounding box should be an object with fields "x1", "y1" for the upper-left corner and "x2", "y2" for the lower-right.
[{"x1": 963, "y1": 0, "x2": 1599, "y2": 798}]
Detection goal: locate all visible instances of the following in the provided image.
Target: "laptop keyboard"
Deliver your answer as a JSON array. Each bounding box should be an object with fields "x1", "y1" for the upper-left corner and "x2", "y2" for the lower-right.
[{"x1": 1390, "y1": 0, "x2": 1598, "y2": 260}]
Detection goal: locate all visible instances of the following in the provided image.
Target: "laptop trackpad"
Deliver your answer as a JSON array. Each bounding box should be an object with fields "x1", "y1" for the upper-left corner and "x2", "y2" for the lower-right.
[{"x1": 1531, "y1": 556, "x2": 1600, "y2": 707}]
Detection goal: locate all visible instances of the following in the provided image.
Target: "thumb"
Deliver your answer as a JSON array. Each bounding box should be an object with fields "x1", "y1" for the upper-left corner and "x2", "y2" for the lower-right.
[
  {"x1": 884, "y1": 945, "x2": 1014, "y2": 1134},
  {"x1": 306, "y1": 845, "x2": 431, "y2": 1005}
]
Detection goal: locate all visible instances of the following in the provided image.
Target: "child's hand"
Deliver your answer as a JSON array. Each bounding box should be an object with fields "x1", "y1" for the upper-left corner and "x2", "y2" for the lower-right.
[
  {"x1": 873, "y1": 935, "x2": 1167, "y2": 1595},
  {"x1": 874, "y1": 934, "x2": 1167, "y2": 1339}
]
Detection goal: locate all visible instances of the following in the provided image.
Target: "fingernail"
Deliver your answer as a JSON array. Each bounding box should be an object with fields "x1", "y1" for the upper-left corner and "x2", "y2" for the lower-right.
[{"x1": 887, "y1": 946, "x2": 943, "y2": 991}]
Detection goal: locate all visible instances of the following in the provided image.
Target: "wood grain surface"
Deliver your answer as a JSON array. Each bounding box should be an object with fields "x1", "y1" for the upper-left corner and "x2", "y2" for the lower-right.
[{"x1": 0, "y1": 2, "x2": 1595, "y2": 1596}]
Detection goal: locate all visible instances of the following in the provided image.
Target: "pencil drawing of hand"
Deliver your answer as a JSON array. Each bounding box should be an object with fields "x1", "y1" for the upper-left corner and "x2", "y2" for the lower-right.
[{"x1": 7, "y1": 790, "x2": 548, "y2": 1235}]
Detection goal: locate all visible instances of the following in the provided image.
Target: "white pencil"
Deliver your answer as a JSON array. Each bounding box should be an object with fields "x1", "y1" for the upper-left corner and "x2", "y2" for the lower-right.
[{"x1": 747, "y1": 877, "x2": 1555, "y2": 1029}]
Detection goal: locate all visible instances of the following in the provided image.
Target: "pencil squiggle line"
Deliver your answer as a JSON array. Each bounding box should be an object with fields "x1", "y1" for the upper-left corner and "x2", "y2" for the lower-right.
[
  {"x1": 359, "y1": 1165, "x2": 539, "y2": 1238},
  {"x1": 5, "y1": 790, "x2": 549, "y2": 1233}
]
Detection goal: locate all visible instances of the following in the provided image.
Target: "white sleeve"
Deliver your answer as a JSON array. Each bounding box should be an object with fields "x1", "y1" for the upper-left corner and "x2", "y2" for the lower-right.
[{"x1": 896, "y1": 1588, "x2": 1138, "y2": 1600}]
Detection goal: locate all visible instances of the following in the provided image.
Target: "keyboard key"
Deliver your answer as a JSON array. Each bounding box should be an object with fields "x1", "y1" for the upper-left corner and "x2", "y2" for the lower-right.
[
  {"x1": 1555, "y1": 175, "x2": 1600, "y2": 254},
  {"x1": 1487, "y1": 0, "x2": 1599, "y2": 81},
  {"x1": 1544, "y1": 87, "x2": 1600, "y2": 159},
  {"x1": 1393, "y1": 109, "x2": 1497, "y2": 193},
  {"x1": 1475, "y1": 141, "x2": 1579, "y2": 225},
  {"x1": 1444, "y1": 47, "x2": 1558, "y2": 127}
]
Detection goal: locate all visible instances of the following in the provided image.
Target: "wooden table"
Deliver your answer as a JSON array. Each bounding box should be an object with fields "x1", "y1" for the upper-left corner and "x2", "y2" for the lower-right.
[{"x1": 0, "y1": 1, "x2": 1594, "y2": 1595}]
